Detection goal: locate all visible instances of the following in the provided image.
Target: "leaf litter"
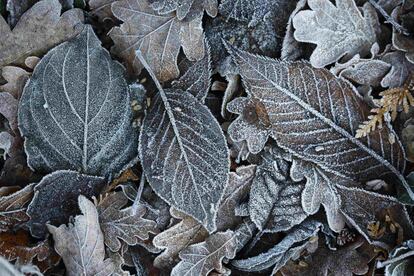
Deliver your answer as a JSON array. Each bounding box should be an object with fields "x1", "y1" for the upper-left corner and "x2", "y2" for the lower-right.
[{"x1": 2, "y1": 0, "x2": 414, "y2": 274}]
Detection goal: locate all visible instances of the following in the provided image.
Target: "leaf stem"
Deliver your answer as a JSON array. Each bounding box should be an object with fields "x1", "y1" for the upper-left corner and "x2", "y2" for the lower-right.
[{"x1": 131, "y1": 172, "x2": 145, "y2": 215}]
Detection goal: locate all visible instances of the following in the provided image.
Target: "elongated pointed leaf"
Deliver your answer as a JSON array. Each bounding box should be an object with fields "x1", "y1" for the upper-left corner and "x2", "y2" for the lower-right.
[{"x1": 18, "y1": 25, "x2": 139, "y2": 178}]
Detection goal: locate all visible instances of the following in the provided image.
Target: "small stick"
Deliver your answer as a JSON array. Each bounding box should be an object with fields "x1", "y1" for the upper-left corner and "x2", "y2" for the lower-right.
[
  {"x1": 131, "y1": 172, "x2": 145, "y2": 215},
  {"x1": 368, "y1": 0, "x2": 410, "y2": 36}
]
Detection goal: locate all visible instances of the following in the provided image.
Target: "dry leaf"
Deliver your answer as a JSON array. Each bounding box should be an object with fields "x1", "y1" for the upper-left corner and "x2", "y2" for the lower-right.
[
  {"x1": 0, "y1": 184, "x2": 33, "y2": 233},
  {"x1": 0, "y1": 256, "x2": 42, "y2": 276},
  {"x1": 26, "y1": 170, "x2": 106, "y2": 238},
  {"x1": 0, "y1": 0, "x2": 84, "y2": 68},
  {"x1": 110, "y1": 0, "x2": 205, "y2": 81},
  {"x1": 150, "y1": 0, "x2": 218, "y2": 20},
  {"x1": 292, "y1": 0, "x2": 379, "y2": 67},
  {"x1": 97, "y1": 192, "x2": 158, "y2": 252},
  {"x1": 47, "y1": 195, "x2": 115, "y2": 276},
  {"x1": 381, "y1": 51, "x2": 414, "y2": 88},
  {"x1": 171, "y1": 230, "x2": 238, "y2": 276}
]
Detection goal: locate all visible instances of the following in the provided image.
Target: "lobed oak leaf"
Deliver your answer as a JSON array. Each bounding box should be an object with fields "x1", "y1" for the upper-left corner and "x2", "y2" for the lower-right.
[
  {"x1": 47, "y1": 195, "x2": 115, "y2": 276},
  {"x1": 0, "y1": 0, "x2": 84, "y2": 68}
]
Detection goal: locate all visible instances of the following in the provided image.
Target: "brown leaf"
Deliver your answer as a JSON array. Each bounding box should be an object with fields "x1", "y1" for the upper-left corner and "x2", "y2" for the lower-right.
[
  {"x1": 0, "y1": 184, "x2": 33, "y2": 233},
  {"x1": 110, "y1": 0, "x2": 205, "y2": 81},
  {"x1": 0, "y1": 0, "x2": 84, "y2": 68}
]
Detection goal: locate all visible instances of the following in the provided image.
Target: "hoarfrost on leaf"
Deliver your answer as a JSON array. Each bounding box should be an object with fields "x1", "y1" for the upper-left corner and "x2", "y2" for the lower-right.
[{"x1": 150, "y1": 0, "x2": 218, "y2": 21}]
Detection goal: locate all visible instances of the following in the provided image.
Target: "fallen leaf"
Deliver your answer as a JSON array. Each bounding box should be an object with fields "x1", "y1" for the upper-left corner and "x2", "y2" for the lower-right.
[
  {"x1": 292, "y1": 0, "x2": 379, "y2": 67},
  {"x1": 224, "y1": 43, "x2": 410, "y2": 231},
  {"x1": 150, "y1": 0, "x2": 218, "y2": 20},
  {"x1": 18, "y1": 25, "x2": 139, "y2": 178},
  {"x1": 47, "y1": 195, "x2": 115, "y2": 276},
  {"x1": 0, "y1": 184, "x2": 33, "y2": 233},
  {"x1": 26, "y1": 170, "x2": 106, "y2": 238},
  {"x1": 382, "y1": 240, "x2": 414, "y2": 275},
  {"x1": 138, "y1": 51, "x2": 229, "y2": 233},
  {"x1": 110, "y1": 0, "x2": 205, "y2": 81},
  {"x1": 381, "y1": 51, "x2": 414, "y2": 88},
  {"x1": 171, "y1": 230, "x2": 238, "y2": 276},
  {"x1": 0, "y1": 0, "x2": 84, "y2": 68},
  {"x1": 0, "y1": 65, "x2": 30, "y2": 99},
  {"x1": 0, "y1": 256, "x2": 41, "y2": 276},
  {"x1": 97, "y1": 192, "x2": 158, "y2": 252},
  {"x1": 88, "y1": 0, "x2": 116, "y2": 21}
]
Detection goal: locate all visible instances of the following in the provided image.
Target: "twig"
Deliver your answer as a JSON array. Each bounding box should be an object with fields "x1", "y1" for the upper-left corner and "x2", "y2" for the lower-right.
[
  {"x1": 131, "y1": 172, "x2": 145, "y2": 215},
  {"x1": 368, "y1": 0, "x2": 410, "y2": 36}
]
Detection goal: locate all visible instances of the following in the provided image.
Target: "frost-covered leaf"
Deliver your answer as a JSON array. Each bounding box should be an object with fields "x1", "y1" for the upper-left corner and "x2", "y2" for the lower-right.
[
  {"x1": 138, "y1": 52, "x2": 229, "y2": 233},
  {"x1": 0, "y1": 92, "x2": 18, "y2": 132},
  {"x1": 47, "y1": 196, "x2": 115, "y2": 276},
  {"x1": 340, "y1": 58, "x2": 391, "y2": 87},
  {"x1": 88, "y1": 0, "x2": 116, "y2": 21},
  {"x1": 232, "y1": 220, "x2": 321, "y2": 272},
  {"x1": 0, "y1": 65, "x2": 30, "y2": 99},
  {"x1": 0, "y1": 256, "x2": 41, "y2": 276},
  {"x1": 0, "y1": 0, "x2": 84, "y2": 68},
  {"x1": 171, "y1": 230, "x2": 238, "y2": 276},
  {"x1": 224, "y1": 44, "x2": 410, "y2": 231},
  {"x1": 337, "y1": 185, "x2": 414, "y2": 245},
  {"x1": 172, "y1": 42, "x2": 211, "y2": 102},
  {"x1": 381, "y1": 51, "x2": 414, "y2": 88},
  {"x1": 292, "y1": 0, "x2": 379, "y2": 68},
  {"x1": 248, "y1": 152, "x2": 307, "y2": 233},
  {"x1": 0, "y1": 184, "x2": 33, "y2": 232},
  {"x1": 110, "y1": 0, "x2": 205, "y2": 81},
  {"x1": 150, "y1": 0, "x2": 218, "y2": 20},
  {"x1": 392, "y1": 6, "x2": 414, "y2": 64},
  {"x1": 97, "y1": 192, "x2": 158, "y2": 252},
  {"x1": 152, "y1": 209, "x2": 209, "y2": 268},
  {"x1": 26, "y1": 170, "x2": 106, "y2": 238},
  {"x1": 383, "y1": 240, "x2": 414, "y2": 276},
  {"x1": 18, "y1": 25, "x2": 139, "y2": 178}
]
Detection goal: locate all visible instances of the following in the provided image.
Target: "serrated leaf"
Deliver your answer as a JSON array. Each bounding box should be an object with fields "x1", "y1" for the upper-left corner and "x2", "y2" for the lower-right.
[
  {"x1": 171, "y1": 230, "x2": 238, "y2": 276},
  {"x1": 153, "y1": 209, "x2": 209, "y2": 268},
  {"x1": 138, "y1": 51, "x2": 229, "y2": 233},
  {"x1": 150, "y1": 0, "x2": 218, "y2": 20},
  {"x1": 0, "y1": 0, "x2": 84, "y2": 68},
  {"x1": 26, "y1": 170, "x2": 106, "y2": 238},
  {"x1": 337, "y1": 185, "x2": 414, "y2": 245},
  {"x1": 18, "y1": 25, "x2": 139, "y2": 178},
  {"x1": 231, "y1": 220, "x2": 321, "y2": 272},
  {"x1": 248, "y1": 152, "x2": 308, "y2": 233},
  {"x1": 110, "y1": 0, "x2": 205, "y2": 81},
  {"x1": 292, "y1": 0, "x2": 379, "y2": 67},
  {"x1": 224, "y1": 44, "x2": 411, "y2": 230},
  {"x1": 0, "y1": 184, "x2": 33, "y2": 233},
  {"x1": 47, "y1": 196, "x2": 115, "y2": 276},
  {"x1": 97, "y1": 192, "x2": 159, "y2": 252}
]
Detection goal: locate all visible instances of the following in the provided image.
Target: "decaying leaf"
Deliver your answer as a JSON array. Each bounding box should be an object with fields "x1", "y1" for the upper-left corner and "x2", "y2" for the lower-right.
[
  {"x1": 339, "y1": 58, "x2": 391, "y2": 87},
  {"x1": 150, "y1": 0, "x2": 218, "y2": 20},
  {"x1": 292, "y1": 0, "x2": 379, "y2": 68},
  {"x1": 248, "y1": 151, "x2": 308, "y2": 233},
  {"x1": 0, "y1": 184, "x2": 33, "y2": 232},
  {"x1": 110, "y1": 0, "x2": 205, "y2": 81},
  {"x1": 337, "y1": 185, "x2": 414, "y2": 246},
  {"x1": 97, "y1": 192, "x2": 158, "y2": 252},
  {"x1": 153, "y1": 209, "x2": 209, "y2": 268},
  {"x1": 0, "y1": 256, "x2": 41, "y2": 276},
  {"x1": 26, "y1": 170, "x2": 106, "y2": 238},
  {"x1": 0, "y1": 0, "x2": 84, "y2": 68},
  {"x1": 232, "y1": 220, "x2": 321, "y2": 273},
  {"x1": 381, "y1": 51, "x2": 414, "y2": 88},
  {"x1": 138, "y1": 52, "x2": 229, "y2": 233},
  {"x1": 224, "y1": 43, "x2": 411, "y2": 231},
  {"x1": 47, "y1": 195, "x2": 115, "y2": 276},
  {"x1": 171, "y1": 230, "x2": 238, "y2": 276},
  {"x1": 18, "y1": 25, "x2": 139, "y2": 178}
]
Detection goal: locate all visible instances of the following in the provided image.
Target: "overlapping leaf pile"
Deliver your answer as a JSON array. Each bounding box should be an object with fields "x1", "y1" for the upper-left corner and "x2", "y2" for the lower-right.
[{"x1": 1, "y1": 0, "x2": 414, "y2": 275}]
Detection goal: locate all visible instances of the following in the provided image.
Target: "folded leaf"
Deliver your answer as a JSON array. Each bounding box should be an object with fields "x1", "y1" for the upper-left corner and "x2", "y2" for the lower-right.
[
  {"x1": 47, "y1": 196, "x2": 115, "y2": 276},
  {"x1": 18, "y1": 25, "x2": 139, "y2": 178}
]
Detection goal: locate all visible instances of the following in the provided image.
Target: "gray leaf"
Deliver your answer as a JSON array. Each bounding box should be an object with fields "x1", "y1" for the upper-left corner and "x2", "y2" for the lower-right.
[
  {"x1": 18, "y1": 25, "x2": 139, "y2": 179},
  {"x1": 171, "y1": 230, "x2": 238, "y2": 276},
  {"x1": 381, "y1": 51, "x2": 414, "y2": 88},
  {"x1": 97, "y1": 192, "x2": 159, "y2": 252},
  {"x1": 26, "y1": 170, "x2": 106, "y2": 238},
  {"x1": 138, "y1": 52, "x2": 229, "y2": 233},
  {"x1": 224, "y1": 44, "x2": 411, "y2": 230},
  {"x1": 340, "y1": 59, "x2": 391, "y2": 87},
  {"x1": 231, "y1": 220, "x2": 321, "y2": 272},
  {"x1": 47, "y1": 196, "x2": 115, "y2": 276},
  {"x1": 384, "y1": 241, "x2": 414, "y2": 276},
  {"x1": 150, "y1": 0, "x2": 218, "y2": 20},
  {"x1": 292, "y1": 0, "x2": 379, "y2": 67},
  {"x1": 0, "y1": 256, "x2": 42, "y2": 276},
  {"x1": 248, "y1": 152, "x2": 308, "y2": 233}
]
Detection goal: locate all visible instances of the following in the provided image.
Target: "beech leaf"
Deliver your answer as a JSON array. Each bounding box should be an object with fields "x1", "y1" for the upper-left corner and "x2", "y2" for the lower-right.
[
  {"x1": 292, "y1": 0, "x2": 379, "y2": 68},
  {"x1": 97, "y1": 192, "x2": 159, "y2": 252},
  {"x1": 110, "y1": 0, "x2": 205, "y2": 81},
  {"x1": 47, "y1": 195, "x2": 115, "y2": 276},
  {"x1": 138, "y1": 51, "x2": 229, "y2": 233},
  {"x1": 18, "y1": 25, "x2": 139, "y2": 178},
  {"x1": 224, "y1": 43, "x2": 412, "y2": 231},
  {"x1": 0, "y1": 184, "x2": 33, "y2": 233},
  {"x1": 171, "y1": 230, "x2": 238, "y2": 276},
  {"x1": 0, "y1": 0, "x2": 84, "y2": 68},
  {"x1": 26, "y1": 170, "x2": 106, "y2": 238}
]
